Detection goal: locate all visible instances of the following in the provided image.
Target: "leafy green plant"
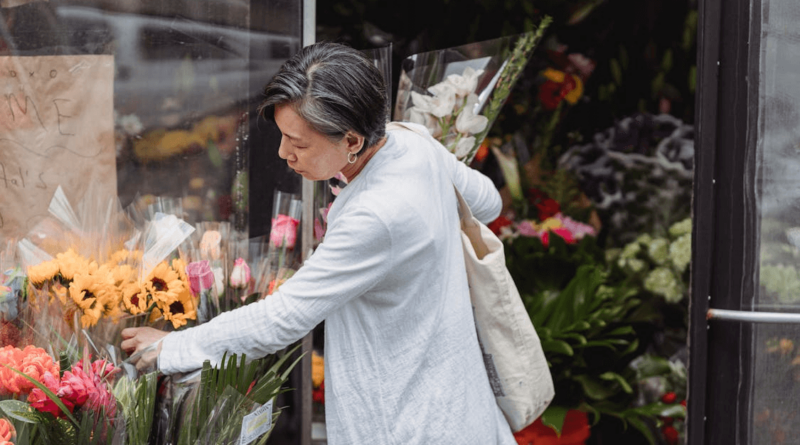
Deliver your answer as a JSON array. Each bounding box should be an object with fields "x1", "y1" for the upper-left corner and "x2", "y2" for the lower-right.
[
  {"x1": 525, "y1": 265, "x2": 685, "y2": 443},
  {"x1": 177, "y1": 345, "x2": 303, "y2": 445}
]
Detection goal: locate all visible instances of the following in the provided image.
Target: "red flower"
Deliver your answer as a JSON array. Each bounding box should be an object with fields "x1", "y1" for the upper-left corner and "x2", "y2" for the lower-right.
[
  {"x1": 661, "y1": 392, "x2": 677, "y2": 404},
  {"x1": 488, "y1": 216, "x2": 514, "y2": 235},
  {"x1": 536, "y1": 199, "x2": 561, "y2": 220},
  {"x1": 312, "y1": 381, "x2": 325, "y2": 404},
  {"x1": 514, "y1": 410, "x2": 590, "y2": 445},
  {"x1": 538, "y1": 74, "x2": 578, "y2": 111},
  {"x1": 661, "y1": 425, "x2": 679, "y2": 445}
]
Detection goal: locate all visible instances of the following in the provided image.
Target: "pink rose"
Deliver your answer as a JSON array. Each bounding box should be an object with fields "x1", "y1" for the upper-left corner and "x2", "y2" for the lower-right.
[
  {"x1": 270, "y1": 215, "x2": 300, "y2": 249},
  {"x1": 186, "y1": 260, "x2": 215, "y2": 295},
  {"x1": 229, "y1": 258, "x2": 251, "y2": 289}
]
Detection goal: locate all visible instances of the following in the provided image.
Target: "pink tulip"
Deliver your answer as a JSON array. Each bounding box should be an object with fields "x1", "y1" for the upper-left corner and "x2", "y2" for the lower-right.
[
  {"x1": 186, "y1": 260, "x2": 215, "y2": 295},
  {"x1": 229, "y1": 258, "x2": 251, "y2": 289},
  {"x1": 270, "y1": 214, "x2": 300, "y2": 249}
]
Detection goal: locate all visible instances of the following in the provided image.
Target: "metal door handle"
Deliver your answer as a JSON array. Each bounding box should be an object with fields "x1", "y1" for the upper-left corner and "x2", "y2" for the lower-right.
[{"x1": 707, "y1": 308, "x2": 800, "y2": 323}]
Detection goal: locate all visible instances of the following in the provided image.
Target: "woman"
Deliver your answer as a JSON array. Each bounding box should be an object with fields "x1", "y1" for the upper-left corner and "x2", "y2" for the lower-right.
[{"x1": 122, "y1": 42, "x2": 515, "y2": 444}]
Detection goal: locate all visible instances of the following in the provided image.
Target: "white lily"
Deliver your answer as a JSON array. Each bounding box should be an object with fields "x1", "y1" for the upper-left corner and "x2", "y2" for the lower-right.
[
  {"x1": 427, "y1": 82, "x2": 458, "y2": 118},
  {"x1": 454, "y1": 136, "x2": 476, "y2": 160},
  {"x1": 455, "y1": 96, "x2": 489, "y2": 135},
  {"x1": 446, "y1": 67, "x2": 484, "y2": 97},
  {"x1": 410, "y1": 91, "x2": 434, "y2": 113}
]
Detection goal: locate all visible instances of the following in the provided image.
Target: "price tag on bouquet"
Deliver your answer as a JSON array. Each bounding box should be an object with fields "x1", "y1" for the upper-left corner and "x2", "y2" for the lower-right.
[{"x1": 239, "y1": 400, "x2": 273, "y2": 445}]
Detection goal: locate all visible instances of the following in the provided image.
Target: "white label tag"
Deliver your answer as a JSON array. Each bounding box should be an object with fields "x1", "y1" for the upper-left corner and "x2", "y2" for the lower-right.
[{"x1": 239, "y1": 400, "x2": 273, "y2": 445}]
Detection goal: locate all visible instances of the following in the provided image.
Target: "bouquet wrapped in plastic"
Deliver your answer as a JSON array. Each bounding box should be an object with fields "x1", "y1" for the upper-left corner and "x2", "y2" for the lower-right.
[{"x1": 395, "y1": 18, "x2": 551, "y2": 164}]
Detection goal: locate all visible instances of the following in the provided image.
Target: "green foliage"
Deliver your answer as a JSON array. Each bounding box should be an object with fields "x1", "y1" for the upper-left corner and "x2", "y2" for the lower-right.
[
  {"x1": 178, "y1": 345, "x2": 303, "y2": 445},
  {"x1": 113, "y1": 372, "x2": 159, "y2": 445},
  {"x1": 506, "y1": 232, "x2": 603, "y2": 293}
]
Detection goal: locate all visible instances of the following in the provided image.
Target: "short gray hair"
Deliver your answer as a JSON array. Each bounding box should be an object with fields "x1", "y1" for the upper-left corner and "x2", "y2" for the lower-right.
[{"x1": 259, "y1": 42, "x2": 388, "y2": 153}]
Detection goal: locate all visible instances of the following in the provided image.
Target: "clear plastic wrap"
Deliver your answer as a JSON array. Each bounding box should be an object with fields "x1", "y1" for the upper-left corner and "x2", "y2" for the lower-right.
[{"x1": 394, "y1": 21, "x2": 550, "y2": 164}]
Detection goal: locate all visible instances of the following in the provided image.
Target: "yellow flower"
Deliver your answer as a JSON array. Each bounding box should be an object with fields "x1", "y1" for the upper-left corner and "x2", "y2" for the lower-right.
[
  {"x1": 564, "y1": 75, "x2": 584, "y2": 105},
  {"x1": 122, "y1": 282, "x2": 149, "y2": 315},
  {"x1": 56, "y1": 249, "x2": 91, "y2": 282},
  {"x1": 542, "y1": 68, "x2": 566, "y2": 83},
  {"x1": 68, "y1": 273, "x2": 113, "y2": 328},
  {"x1": 107, "y1": 249, "x2": 129, "y2": 266},
  {"x1": 159, "y1": 288, "x2": 196, "y2": 329},
  {"x1": 145, "y1": 261, "x2": 185, "y2": 305},
  {"x1": 171, "y1": 258, "x2": 190, "y2": 288},
  {"x1": 312, "y1": 351, "x2": 325, "y2": 388},
  {"x1": 27, "y1": 260, "x2": 59, "y2": 287},
  {"x1": 534, "y1": 218, "x2": 564, "y2": 232}
]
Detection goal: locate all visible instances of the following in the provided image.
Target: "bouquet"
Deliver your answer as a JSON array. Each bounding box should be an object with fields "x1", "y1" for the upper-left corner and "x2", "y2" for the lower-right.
[{"x1": 395, "y1": 18, "x2": 551, "y2": 164}]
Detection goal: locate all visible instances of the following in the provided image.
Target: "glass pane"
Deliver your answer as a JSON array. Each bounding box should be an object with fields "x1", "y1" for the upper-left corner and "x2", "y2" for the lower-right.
[
  {"x1": 0, "y1": 0, "x2": 301, "y2": 241},
  {"x1": 752, "y1": 0, "x2": 800, "y2": 443}
]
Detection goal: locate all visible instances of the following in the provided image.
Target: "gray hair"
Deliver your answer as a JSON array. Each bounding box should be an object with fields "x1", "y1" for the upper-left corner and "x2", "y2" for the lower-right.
[{"x1": 259, "y1": 42, "x2": 388, "y2": 153}]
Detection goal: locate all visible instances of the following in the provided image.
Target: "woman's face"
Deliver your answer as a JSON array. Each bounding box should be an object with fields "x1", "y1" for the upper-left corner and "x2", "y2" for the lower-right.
[{"x1": 274, "y1": 104, "x2": 357, "y2": 181}]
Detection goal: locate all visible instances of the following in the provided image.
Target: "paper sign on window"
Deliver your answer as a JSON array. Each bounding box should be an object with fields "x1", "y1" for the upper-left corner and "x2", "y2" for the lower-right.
[{"x1": 0, "y1": 55, "x2": 116, "y2": 240}]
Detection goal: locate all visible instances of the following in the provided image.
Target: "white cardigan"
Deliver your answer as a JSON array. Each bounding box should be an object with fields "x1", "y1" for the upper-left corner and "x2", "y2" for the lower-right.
[{"x1": 159, "y1": 124, "x2": 515, "y2": 445}]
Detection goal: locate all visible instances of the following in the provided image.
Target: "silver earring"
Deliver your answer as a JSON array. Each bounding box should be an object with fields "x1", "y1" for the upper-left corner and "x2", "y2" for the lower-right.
[{"x1": 347, "y1": 152, "x2": 358, "y2": 164}]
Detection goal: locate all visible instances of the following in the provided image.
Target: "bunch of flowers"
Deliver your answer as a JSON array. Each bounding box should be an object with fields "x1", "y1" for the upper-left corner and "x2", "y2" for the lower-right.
[
  {"x1": 122, "y1": 258, "x2": 196, "y2": 329},
  {"x1": 28, "y1": 358, "x2": 119, "y2": 418},
  {"x1": 396, "y1": 21, "x2": 551, "y2": 164},
  {"x1": 404, "y1": 66, "x2": 490, "y2": 160},
  {"x1": 0, "y1": 345, "x2": 59, "y2": 397}
]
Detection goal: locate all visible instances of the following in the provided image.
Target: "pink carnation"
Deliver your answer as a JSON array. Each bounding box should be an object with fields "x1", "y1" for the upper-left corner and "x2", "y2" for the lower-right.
[{"x1": 555, "y1": 213, "x2": 596, "y2": 240}]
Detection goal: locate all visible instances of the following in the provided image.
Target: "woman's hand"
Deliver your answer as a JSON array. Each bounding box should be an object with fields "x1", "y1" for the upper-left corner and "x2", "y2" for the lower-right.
[{"x1": 121, "y1": 327, "x2": 168, "y2": 372}]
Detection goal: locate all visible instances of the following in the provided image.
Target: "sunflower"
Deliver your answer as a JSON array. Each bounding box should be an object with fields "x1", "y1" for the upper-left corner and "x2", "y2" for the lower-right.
[
  {"x1": 145, "y1": 261, "x2": 185, "y2": 305},
  {"x1": 121, "y1": 282, "x2": 149, "y2": 315},
  {"x1": 56, "y1": 249, "x2": 91, "y2": 282},
  {"x1": 106, "y1": 249, "x2": 129, "y2": 266},
  {"x1": 67, "y1": 273, "x2": 112, "y2": 328},
  {"x1": 158, "y1": 288, "x2": 196, "y2": 329},
  {"x1": 171, "y1": 258, "x2": 189, "y2": 288},
  {"x1": 27, "y1": 260, "x2": 59, "y2": 288}
]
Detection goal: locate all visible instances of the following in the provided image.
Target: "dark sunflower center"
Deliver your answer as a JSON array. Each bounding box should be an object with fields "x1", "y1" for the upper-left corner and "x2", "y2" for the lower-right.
[
  {"x1": 83, "y1": 291, "x2": 96, "y2": 301},
  {"x1": 131, "y1": 295, "x2": 139, "y2": 306},
  {"x1": 169, "y1": 301, "x2": 184, "y2": 315},
  {"x1": 152, "y1": 278, "x2": 167, "y2": 292}
]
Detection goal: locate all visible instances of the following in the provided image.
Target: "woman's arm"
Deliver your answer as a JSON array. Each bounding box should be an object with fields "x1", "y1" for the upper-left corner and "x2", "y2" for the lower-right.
[
  {"x1": 158, "y1": 206, "x2": 394, "y2": 374},
  {"x1": 441, "y1": 141, "x2": 502, "y2": 224}
]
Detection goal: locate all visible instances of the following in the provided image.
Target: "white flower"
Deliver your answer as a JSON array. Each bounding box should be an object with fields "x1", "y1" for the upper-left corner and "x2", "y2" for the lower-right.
[
  {"x1": 427, "y1": 83, "x2": 457, "y2": 118},
  {"x1": 410, "y1": 91, "x2": 434, "y2": 113},
  {"x1": 406, "y1": 107, "x2": 442, "y2": 138},
  {"x1": 455, "y1": 99, "x2": 488, "y2": 134},
  {"x1": 454, "y1": 136, "x2": 476, "y2": 160},
  {"x1": 446, "y1": 67, "x2": 484, "y2": 97},
  {"x1": 118, "y1": 114, "x2": 143, "y2": 136}
]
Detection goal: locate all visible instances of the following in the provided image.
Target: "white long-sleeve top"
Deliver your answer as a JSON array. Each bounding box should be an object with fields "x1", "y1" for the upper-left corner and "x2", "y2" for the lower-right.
[{"x1": 159, "y1": 123, "x2": 516, "y2": 445}]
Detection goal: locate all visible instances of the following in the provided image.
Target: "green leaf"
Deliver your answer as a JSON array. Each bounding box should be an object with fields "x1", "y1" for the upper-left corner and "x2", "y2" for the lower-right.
[
  {"x1": 208, "y1": 139, "x2": 223, "y2": 168},
  {"x1": 627, "y1": 416, "x2": 657, "y2": 445},
  {"x1": 542, "y1": 340, "x2": 574, "y2": 356},
  {"x1": 599, "y1": 372, "x2": 633, "y2": 393},
  {"x1": 610, "y1": 59, "x2": 622, "y2": 85},
  {"x1": 606, "y1": 325, "x2": 635, "y2": 336},
  {"x1": 540, "y1": 405, "x2": 569, "y2": 435},
  {"x1": 0, "y1": 400, "x2": 37, "y2": 424},
  {"x1": 661, "y1": 50, "x2": 674, "y2": 72},
  {"x1": 627, "y1": 402, "x2": 687, "y2": 419},
  {"x1": 573, "y1": 375, "x2": 618, "y2": 400}
]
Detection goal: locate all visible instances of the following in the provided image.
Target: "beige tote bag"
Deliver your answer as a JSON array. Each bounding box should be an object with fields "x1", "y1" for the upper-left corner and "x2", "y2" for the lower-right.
[{"x1": 454, "y1": 186, "x2": 554, "y2": 431}]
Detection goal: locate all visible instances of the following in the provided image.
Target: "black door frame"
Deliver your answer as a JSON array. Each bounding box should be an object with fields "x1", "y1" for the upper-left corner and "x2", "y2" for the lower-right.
[{"x1": 689, "y1": 0, "x2": 761, "y2": 443}]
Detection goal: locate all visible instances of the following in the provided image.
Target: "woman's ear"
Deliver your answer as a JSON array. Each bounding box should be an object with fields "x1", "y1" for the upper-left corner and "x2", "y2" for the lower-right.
[{"x1": 344, "y1": 132, "x2": 365, "y2": 152}]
